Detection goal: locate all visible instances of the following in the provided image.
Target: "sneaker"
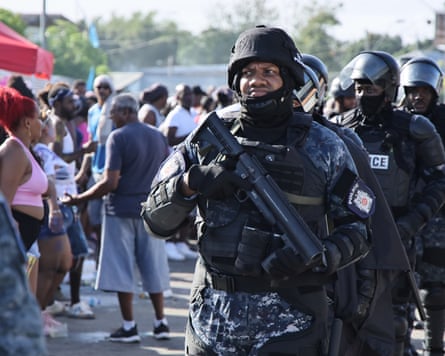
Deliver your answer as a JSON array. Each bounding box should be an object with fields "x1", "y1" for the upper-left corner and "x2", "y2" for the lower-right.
[
  {"x1": 66, "y1": 301, "x2": 95, "y2": 319},
  {"x1": 163, "y1": 289, "x2": 174, "y2": 299},
  {"x1": 45, "y1": 300, "x2": 67, "y2": 316},
  {"x1": 42, "y1": 311, "x2": 68, "y2": 338},
  {"x1": 165, "y1": 242, "x2": 185, "y2": 261},
  {"x1": 108, "y1": 325, "x2": 141, "y2": 343},
  {"x1": 175, "y1": 242, "x2": 198, "y2": 259},
  {"x1": 153, "y1": 321, "x2": 170, "y2": 340}
]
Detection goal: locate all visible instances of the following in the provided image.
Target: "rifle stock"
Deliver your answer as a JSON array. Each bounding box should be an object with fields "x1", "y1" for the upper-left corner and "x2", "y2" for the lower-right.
[{"x1": 190, "y1": 113, "x2": 324, "y2": 268}]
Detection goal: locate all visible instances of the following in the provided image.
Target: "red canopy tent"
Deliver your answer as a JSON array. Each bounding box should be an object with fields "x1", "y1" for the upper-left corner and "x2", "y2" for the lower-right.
[{"x1": 0, "y1": 21, "x2": 54, "y2": 79}]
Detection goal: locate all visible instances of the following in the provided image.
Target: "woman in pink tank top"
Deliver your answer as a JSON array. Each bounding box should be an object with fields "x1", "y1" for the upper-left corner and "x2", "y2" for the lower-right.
[{"x1": 0, "y1": 87, "x2": 61, "y2": 252}]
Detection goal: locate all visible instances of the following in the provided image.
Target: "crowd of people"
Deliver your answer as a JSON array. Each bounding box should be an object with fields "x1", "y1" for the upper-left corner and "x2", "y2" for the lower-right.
[{"x1": 0, "y1": 24, "x2": 444, "y2": 356}]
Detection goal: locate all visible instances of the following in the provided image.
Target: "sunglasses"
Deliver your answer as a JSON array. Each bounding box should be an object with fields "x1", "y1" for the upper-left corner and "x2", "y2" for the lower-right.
[{"x1": 96, "y1": 85, "x2": 110, "y2": 90}]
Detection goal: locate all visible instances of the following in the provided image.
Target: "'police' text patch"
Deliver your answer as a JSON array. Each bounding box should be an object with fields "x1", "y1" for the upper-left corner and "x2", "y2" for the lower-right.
[{"x1": 369, "y1": 154, "x2": 389, "y2": 170}]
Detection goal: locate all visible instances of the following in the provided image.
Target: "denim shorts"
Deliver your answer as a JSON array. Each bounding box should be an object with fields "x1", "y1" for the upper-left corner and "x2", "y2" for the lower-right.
[
  {"x1": 66, "y1": 216, "x2": 88, "y2": 258},
  {"x1": 38, "y1": 203, "x2": 71, "y2": 238},
  {"x1": 38, "y1": 203, "x2": 88, "y2": 258}
]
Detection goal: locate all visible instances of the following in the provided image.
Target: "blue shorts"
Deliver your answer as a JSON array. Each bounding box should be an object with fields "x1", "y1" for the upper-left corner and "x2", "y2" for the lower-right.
[
  {"x1": 38, "y1": 203, "x2": 88, "y2": 258},
  {"x1": 66, "y1": 216, "x2": 88, "y2": 258},
  {"x1": 38, "y1": 203, "x2": 72, "y2": 238}
]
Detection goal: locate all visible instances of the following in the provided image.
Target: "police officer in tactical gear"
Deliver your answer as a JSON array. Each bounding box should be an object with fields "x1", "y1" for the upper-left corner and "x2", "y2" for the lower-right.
[
  {"x1": 336, "y1": 51, "x2": 445, "y2": 356},
  {"x1": 399, "y1": 56, "x2": 445, "y2": 356},
  {"x1": 297, "y1": 60, "x2": 410, "y2": 356},
  {"x1": 301, "y1": 53, "x2": 328, "y2": 115},
  {"x1": 142, "y1": 26, "x2": 373, "y2": 356},
  {"x1": 326, "y1": 76, "x2": 357, "y2": 119}
]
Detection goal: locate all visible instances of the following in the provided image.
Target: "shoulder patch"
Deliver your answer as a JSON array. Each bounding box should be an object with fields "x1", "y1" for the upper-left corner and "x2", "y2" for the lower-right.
[{"x1": 346, "y1": 178, "x2": 375, "y2": 219}]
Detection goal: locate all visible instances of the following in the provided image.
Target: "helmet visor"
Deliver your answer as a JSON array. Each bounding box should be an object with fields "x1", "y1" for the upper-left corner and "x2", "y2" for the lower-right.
[
  {"x1": 400, "y1": 61, "x2": 443, "y2": 95},
  {"x1": 293, "y1": 65, "x2": 319, "y2": 112},
  {"x1": 339, "y1": 53, "x2": 390, "y2": 91}
]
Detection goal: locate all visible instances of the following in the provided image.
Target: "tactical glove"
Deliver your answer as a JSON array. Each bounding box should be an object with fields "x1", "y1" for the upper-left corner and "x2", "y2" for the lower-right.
[
  {"x1": 396, "y1": 212, "x2": 424, "y2": 249},
  {"x1": 352, "y1": 268, "x2": 376, "y2": 327},
  {"x1": 187, "y1": 163, "x2": 251, "y2": 200},
  {"x1": 261, "y1": 246, "x2": 308, "y2": 278}
]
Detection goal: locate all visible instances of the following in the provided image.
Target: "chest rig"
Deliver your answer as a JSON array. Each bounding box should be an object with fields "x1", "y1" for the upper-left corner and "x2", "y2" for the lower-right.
[
  {"x1": 356, "y1": 111, "x2": 417, "y2": 209},
  {"x1": 196, "y1": 114, "x2": 328, "y2": 275}
]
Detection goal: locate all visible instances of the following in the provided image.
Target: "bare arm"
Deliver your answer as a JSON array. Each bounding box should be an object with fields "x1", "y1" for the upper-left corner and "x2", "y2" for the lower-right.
[
  {"x1": 166, "y1": 126, "x2": 187, "y2": 146},
  {"x1": 62, "y1": 169, "x2": 120, "y2": 205},
  {"x1": 49, "y1": 119, "x2": 96, "y2": 163},
  {"x1": 141, "y1": 110, "x2": 157, "y2": 126},
  {"x1": 0, "y1": 141, "x2": 28, "y2": 205}
]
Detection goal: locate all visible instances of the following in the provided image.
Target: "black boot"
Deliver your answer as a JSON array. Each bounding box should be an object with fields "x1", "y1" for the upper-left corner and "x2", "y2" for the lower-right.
[{"x1": 423, "y1": 301, "x2": 445, "y2": 355}]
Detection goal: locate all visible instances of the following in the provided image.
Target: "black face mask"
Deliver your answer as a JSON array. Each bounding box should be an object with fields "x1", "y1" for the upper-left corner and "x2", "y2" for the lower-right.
[
  {"x1": 240, "y1": 87, "x2": 293, "y2": 128},
  {"x1": 358, "y1": 93, "x2": 385, "y2": 118}
]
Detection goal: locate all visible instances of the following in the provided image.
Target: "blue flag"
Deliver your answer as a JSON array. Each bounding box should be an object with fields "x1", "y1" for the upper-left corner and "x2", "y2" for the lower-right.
[
  {"x1": 88, "y1": 23, "x2": 100, "y2": 48},
  {"x1": 86, "y1": 66, "x2": 95, "y2": 91}
]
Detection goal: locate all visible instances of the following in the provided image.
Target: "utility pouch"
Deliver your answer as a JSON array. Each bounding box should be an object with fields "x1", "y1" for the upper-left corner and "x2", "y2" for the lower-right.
[{"x1": 234, "y1": 226, "x2": 271, "y2": 276}]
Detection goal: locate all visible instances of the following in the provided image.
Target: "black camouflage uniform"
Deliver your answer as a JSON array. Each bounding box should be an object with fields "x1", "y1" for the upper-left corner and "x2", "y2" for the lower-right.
[
  {"x1": 142, "y1": 26, "x2": 373, "y2": 356},
  {"x1": 399, "y1": 56, "x2": 445, "y2": 356},
  {"x1": 298, "y1": 62, "x2": 409, "y2": 356},
  {"x1": 336, "y1": 51, "x2": 445, "y2": 356},
  {"x1": 0, "y1": 191, "x2": 47, "y2": 356}
]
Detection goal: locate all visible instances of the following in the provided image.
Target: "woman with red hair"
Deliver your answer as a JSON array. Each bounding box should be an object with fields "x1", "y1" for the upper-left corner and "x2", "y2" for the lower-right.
[{"x1": 0, "y1": 87, "x2": 61, "y2": 254}]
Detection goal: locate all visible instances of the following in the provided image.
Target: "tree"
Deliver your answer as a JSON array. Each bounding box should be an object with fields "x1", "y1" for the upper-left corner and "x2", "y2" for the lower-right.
[
  {"x1": 290, "y1": 1, "x2": 343, "y2": 72},
  {"x1": 0, "y1": 8, "x2": 26, "y2": 35},
  {"x1": 97, "y1": 12, "x2": 185, "y2": 69},
  {"x1": 215, "y1": 0, "x2": 279, "y2": 33},
  {"x1": 45, "y1": 20, "x2": 107, "y2": 79},
  {"x1": 178, "y1": 28, "x2": 237, "y2": 65}
]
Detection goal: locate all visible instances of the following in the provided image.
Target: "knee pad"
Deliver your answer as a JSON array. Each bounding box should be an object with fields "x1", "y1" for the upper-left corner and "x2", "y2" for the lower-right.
[{"x1": 423, "y1": 287, "x2": 445, "y2": 310}]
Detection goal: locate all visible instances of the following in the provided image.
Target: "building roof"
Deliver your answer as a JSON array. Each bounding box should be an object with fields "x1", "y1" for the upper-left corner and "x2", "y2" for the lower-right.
[{"x1": 20, "y1": 14, "x2": 73, "y2": 27}]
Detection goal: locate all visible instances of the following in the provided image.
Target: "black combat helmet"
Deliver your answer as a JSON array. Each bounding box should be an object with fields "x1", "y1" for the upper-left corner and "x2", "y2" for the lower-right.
[
  {"x1": 340, "y1": 51, "x2": 400, "y2": 102},
  {"x1": 400, "y1": 56, "x2": 443, "y2": 98},
  {"x1": 228, "y1": 26, "x2": 305, "y2": 93}
]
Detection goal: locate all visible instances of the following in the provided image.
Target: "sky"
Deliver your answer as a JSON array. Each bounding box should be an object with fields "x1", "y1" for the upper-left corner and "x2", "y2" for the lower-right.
[{"x1": 1, "y1": 0, "x2": 444, "y2": 44}]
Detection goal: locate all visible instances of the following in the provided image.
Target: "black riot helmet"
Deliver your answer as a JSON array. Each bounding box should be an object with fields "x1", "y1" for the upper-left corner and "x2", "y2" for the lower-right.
[
  {"x1": 400, "y1": 56, "x2": 443, "y2": 98},
  {"x1": 340, "y1": 51, "x2": 400, "y2": 102},
  {"x1": 301, "y1": 54, "x2": 328, "y2": 99},
  {"x1": 293, "y1": 65, "x2": 320, "y2": 113},
  {"x1": 228, "y1": 26, "x2": 305, "y2": 93},
  {"x1": 329, "y1": 76, "x2": 355, "y2": 99}
]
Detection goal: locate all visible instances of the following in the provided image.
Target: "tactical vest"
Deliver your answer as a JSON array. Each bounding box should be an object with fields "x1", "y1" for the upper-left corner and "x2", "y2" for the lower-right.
[
  {"x1": 356, "y1": 111, "x2": 417, "y2": 210},
  {"x1": 196, "y1": 115, "x2": 328, "y2": 275},
  {"x1": 431, "y1": 104, "x2": 445, "y2": 142}
]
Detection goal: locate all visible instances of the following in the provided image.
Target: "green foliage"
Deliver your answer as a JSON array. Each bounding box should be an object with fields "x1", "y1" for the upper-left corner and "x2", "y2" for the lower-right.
[
  {"x1": 96, "y1": 12, "x2": 183, "y2": 68},
  {"x1": 178, "y1": 29, "x2": 238, "y2": 65},
  {"x1": 0, "y1": 1, "x2": 435, "y2": 79},
  {"x1": 45, "y1": 20, "x2": 107, "y2": 79},
  {"x1": 218, "y1": 0, "x2": 279, "y2": 32},
  {"x1": 0, "y1": 8, "x2": 26, "y2": 34}
]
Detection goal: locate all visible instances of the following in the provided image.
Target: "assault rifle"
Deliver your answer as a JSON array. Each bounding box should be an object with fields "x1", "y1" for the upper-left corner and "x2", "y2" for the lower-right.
[{"x1": 190, "y1": 112, "x2": 324, "y2": 269}]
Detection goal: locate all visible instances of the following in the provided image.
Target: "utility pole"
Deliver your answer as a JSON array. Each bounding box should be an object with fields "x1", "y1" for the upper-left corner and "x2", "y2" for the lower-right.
[{"x1": 40, "y1": 0, "x2": 46, "y2": 49}]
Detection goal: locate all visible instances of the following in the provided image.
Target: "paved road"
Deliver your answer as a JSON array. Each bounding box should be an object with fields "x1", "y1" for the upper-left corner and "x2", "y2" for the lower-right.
[
  {"x1": 46, "y1": 257, "x2": 429, "y2": 355},
  {"x1": 46, "y1": 257, "x2": 194, "y2": 356}
]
